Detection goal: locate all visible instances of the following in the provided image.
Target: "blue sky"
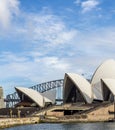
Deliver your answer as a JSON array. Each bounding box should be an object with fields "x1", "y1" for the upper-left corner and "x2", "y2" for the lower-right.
[{"x1": 0, "y1": 0, "x2": 115, "y2": 96}]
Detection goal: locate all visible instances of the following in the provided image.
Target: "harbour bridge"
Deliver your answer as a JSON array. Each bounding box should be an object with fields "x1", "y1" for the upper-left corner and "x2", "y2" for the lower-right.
[{"x1": 5, "y1": 79, "x2": 64, "y2": 108}]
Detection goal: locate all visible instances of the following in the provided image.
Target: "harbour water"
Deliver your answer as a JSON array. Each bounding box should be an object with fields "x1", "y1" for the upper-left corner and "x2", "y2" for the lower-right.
[{"x1": 3, "y1": 123, "x2": 115, "y2": 130}]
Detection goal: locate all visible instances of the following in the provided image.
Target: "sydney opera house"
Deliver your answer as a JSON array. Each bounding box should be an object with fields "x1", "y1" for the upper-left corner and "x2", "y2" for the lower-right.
[
  {"x1": 12, "y1": 59, "x2": 115, "y2": 108},
  {"x1": 1, "y1": 59, "x2": 115, "y2": 121}
]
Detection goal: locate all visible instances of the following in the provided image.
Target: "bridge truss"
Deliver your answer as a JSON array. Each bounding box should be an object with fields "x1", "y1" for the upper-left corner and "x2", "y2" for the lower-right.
[{"x1": 6, "y1": 79, "x2": 64, "y2": 108}]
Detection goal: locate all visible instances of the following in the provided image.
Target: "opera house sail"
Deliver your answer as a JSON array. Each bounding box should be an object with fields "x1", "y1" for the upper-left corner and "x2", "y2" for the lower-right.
[
  {"x1": 91, "y1": 59, "x2": 115, "y2": 102},
  {"x1": 63, "y1": 59, "x2": 115, "y2": 104},
  {"x1": 15, "y1": 87, "x2": 56, "y2": 108},
  {"x1": 63, "y1": 73, "x2": 93, "y2": 104}
]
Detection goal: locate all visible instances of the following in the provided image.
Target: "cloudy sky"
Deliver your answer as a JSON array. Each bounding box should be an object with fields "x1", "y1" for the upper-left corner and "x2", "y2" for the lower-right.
[{"x1": 0, "y1": 0, "x2": 115, "y2": 95}]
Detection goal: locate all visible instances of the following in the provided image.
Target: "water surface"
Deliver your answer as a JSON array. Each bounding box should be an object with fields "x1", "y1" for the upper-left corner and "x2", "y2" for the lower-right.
[{"x1": 3, "y1": 122, "x2": 115, "y2": 130}]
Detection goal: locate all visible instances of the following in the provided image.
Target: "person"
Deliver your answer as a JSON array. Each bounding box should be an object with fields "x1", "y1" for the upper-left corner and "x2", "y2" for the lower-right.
[
  {"x1": 9, "y1": 109, "x2": 12, "y2": 118},
  {"x1": 17, "y1": 109, "x2": 21, "y2": 118}
]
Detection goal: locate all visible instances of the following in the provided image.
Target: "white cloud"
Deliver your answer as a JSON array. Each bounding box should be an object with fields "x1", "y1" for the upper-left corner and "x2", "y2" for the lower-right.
[
  {"x1": 1, "y1": 27, "x2": 115, "y2": 85},
  {"x1": 16, "y1": 14, "x2": 78, "y2": 48},
  {"x1": 81, "y1": 0, "x2": 99, "y2": 13},
  {"x1": 1, "y1": 26, "x2": 115, "y2": 95},
  {"x1": 0, "y1": 8, "x2": 78, "y2": 49},
  {"x1": 42, "y1": 57, "x2": 70, "y2": 70},
  {"x1": 0, "y1": 52, "x2": 70, "y2": 82},
  {"x1": 1, "y1": 25, "x2": 115, "y2": 85},
  {"x1": 0, "y1": 0, "x2": 19, "y2": 29},
  {"x1": 74, "y1": 0, "x2": 99, "y2": 13},
  {"x1": 0, "y1": 52, "x2": 28, "y2": 63}
]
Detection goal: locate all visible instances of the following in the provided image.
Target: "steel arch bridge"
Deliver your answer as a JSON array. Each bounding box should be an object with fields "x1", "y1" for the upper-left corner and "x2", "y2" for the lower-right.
[{"x1": 5, "y1": 79, "x2": 64, "y2": 108}]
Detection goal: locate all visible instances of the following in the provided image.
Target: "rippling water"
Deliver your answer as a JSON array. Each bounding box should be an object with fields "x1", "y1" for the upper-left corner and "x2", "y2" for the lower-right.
[{"x1": 3, "y1": 123, "x2": 115, "y2": 130}]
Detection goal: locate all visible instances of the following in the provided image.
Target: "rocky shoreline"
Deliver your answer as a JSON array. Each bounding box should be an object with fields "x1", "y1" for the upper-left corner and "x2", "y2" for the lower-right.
[
  {"x1": 0, "y1": 115, "x2": 114, "y2": 129},
  {"x1": 0, "y1": 117, "x2": 40, "y2": 129}
]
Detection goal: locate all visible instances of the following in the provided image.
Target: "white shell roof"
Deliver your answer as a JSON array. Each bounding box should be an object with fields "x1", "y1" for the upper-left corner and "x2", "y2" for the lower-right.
[
  {"x1": 91, "y1": 59, "x2": 115, "y2": 100},
  {"x1": 15, "y1": 87, "x2": 52, "y2": 107},
  {"x1": 91, "y1": 59, "x2": 115, "y2": 85},
  {"x1": 64, "y1": 73, "x2": 93, "y2": 103},
  {"x1": 42, "y1": 89, "x2": 56, "y2": 104},
  {"x1": 102, "y1": 78, "x2": 115, "y2": 95}
]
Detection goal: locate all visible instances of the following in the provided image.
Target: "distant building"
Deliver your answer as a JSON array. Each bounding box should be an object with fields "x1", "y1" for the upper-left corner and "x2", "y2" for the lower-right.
[{"x1": 0, "y1": 87, "x2": 5, "y2": 108}]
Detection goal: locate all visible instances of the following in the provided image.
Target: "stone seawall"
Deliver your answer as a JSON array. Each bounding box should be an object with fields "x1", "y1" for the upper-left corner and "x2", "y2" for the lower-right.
[{"x1": 0, "y1": 117, "x2": 40, "y2": 128}]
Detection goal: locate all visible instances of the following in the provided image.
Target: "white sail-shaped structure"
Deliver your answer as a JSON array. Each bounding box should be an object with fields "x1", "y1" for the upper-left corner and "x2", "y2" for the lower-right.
[
  {"x1": 15, "y1": 87, "x2": 56, "y2": 108},
  {"x1": 63, "y1": 73, "x2": 93, "y2": 104},
  {"x1": 91, "y1": 59, "x2": 115, "y2": 101}
]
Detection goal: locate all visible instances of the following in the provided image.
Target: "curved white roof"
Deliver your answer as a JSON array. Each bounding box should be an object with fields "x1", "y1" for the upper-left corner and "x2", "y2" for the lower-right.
[
  {"x1": 15, "y1": 87, "x2": 52, "y2": 107},
  {"x1": 91, "y1": 59, "x2": 115, "y2": 84},
  {"x1": 102, "y1": 78, "x2": 115, "y2": 95},
  {"x1": 91, "y1": 59, "x2": 115, "y2": 100},
  {"x1": 42, "y1": 89, "x2": 56, "y2": 104},
  {"x1": 64, "y1": 73, "x2": 93, "y2": 103}
]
